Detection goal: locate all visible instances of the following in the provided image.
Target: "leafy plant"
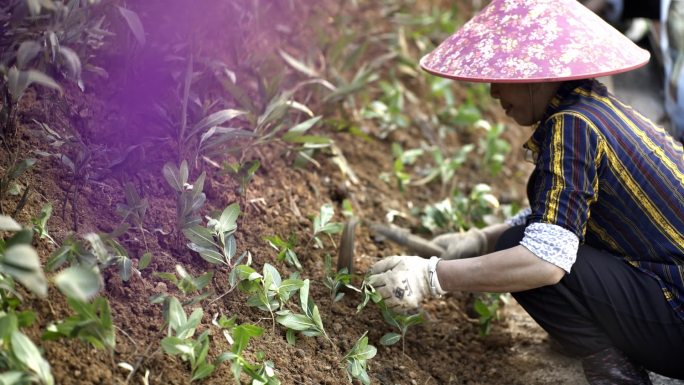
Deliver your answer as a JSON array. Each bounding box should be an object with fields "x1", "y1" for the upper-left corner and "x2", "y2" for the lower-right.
[
  {"x1": 0, "y1": 158, "x2": 36, "y2": 216},
  {"x1": 0, "y1": 312, "x2": 54, "y2": 385},
  {"x1": 31, "y1": 203, "x2": 56, "y2": 246},
  {"x1": 163, "y1": 160, "x2": 206, "y2": 234},
  {"x1": 474, "y1": 293, "x2": 509, "y2": 336},
  {"x1": 275, "y1": 279, "x2": 330, "y2": 347},
  {"x1": 309, "y1": 203, "x2": 343, "y2": 249},
  {"x1": 224, "y1": 160, "x2": 260, "y2": 199},
  {"x1": 378, "y1": 304, "x2": 425, "y2": 354},
  {"x1": 116, "y1": 182, "x2": 150, "y2": 250},
  {"x1": 213, "y1": 315, "x2": 280, "y2": 385},
  {"x1": 478, "y1": 121, "x2": 510, "y2": 176},
  {"x1": 152, "y1": 264, "x2": 214, "y2": 307},
  {"x1": 160, "y1": 297, "x2": 214, "y2": 382},
  {"x1": 0, "y1": 216, "x2": 47, "y2": 297},
  {"x1": 412, "y1": 145, "x2": 474, "y2": 195},
  {"x1": 342, "y1": 332, "x2": 377, "y2": 385},
  {"x1": 379, "y1": 143, "x2": 423, "y2": 192},
  {"x1": 47, "y1": 230, "x2": 135, "y2": 283},
  {"x1": 42, "y1": 297, "x2": 116, "y2": 352},
  {"x1": 184, "y1": 202, "x2": 240, "y2": 268},
  {"x1": 420, "y1": 184, "x2": 500, "y2": 233},
  {"x1": 264, "y1": 234, "x2": 301, "y2": 270},
  {"x1": 233, "y1": 263, "x2": 303, "y2": 329},
  {"x1": 356, "y1": 276, "x2": 383, "y2": 313},
  {"x1": 323, "y1": 254, "x2": 358, "y2": 302}
]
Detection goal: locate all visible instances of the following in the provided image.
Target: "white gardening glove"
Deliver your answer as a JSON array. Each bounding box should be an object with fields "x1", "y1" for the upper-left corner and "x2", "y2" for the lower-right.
[
  {"x1": 368, "y1": 256, "x2": 446, "y2": 313},
  {"x1": 431, "y1": 227, "x2": 488, "y2": 260}
]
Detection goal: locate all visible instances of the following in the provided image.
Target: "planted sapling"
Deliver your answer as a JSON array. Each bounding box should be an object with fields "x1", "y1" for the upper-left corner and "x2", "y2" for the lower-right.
[
  {"x1": 275, "y1": 279, "x2": 331, "y2": 348},
  {"x1": 160, "y1": 297, "x2": 215, "y2": 382},
  {"x1": 0, "y1": 215, "x2": 47, "y2": 297},
  {"x1": 224, "y1": 160, "x2": 260, "y2": 200},
  {"x1": 213, "y1": 315, "x2": 281, "y2": 385},
  {"x1": 184, "y1": 202, "x2": 240, "y2": 268},
  {"x1": 152, "y1": 264, "x2": 214, "y2": 306},
  {"x1": 116, "y1": 182, "x2": 150, "y2": 251},
  {"x1": 474, "y1": 293, "x2": 509, "y2": 336},
  {"x1": 378, "y1": 303, "x2": 425, "y2": 355},
  {"x1": 265, "y1": 234, "x2": 301, "y2": 270},
  {"x1": 162, "y1": 160, "x2": 206, "y2": 235},
  {"x1": 43, "y1": 297, "x2": 116, "y2": 352},
  {"x1": 31, "y1": 203, "x2": 56, "y2": 245},
  {"x1": 342, "y1": 332, "x2": 377, "y2": 385},
  {"x1": 0, "y1": 312, "x2": 54, "y2": 385},
  {"x1": 309, "y1": 203, "x2": 343, "y2": 249},
  {"x1": 323, "y1": 254, "x2": 359, "y2": 303},
  {"x1": 0, "y1": 157, "x2": 36, "y2": 216},
  {"x1": 233, "y1": 263, "x2": 303, "y2": 329}
]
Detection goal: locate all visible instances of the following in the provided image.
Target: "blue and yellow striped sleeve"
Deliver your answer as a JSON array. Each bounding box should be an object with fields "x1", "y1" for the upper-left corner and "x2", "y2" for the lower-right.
[{"x1": 528, "y1": 113, "x2": 604, "y2": 241}]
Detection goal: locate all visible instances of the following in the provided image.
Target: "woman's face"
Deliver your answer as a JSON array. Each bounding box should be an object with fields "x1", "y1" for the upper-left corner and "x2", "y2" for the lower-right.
[{"x1": 490, "y1": 82, "x2": 561, "y2": 126}]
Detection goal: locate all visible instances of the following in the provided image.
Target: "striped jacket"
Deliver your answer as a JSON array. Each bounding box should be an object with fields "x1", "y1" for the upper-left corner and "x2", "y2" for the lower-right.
[{"x1": 524, "y1": 79, "x2": 684, "y2": 320}]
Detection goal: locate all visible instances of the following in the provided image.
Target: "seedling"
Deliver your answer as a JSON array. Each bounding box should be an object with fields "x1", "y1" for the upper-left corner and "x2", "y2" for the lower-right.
[
  {"x1": 58, "y1": 143, "x2": 92, "y2": 231},
  {"x1": 355, "y1": 276, "x2": 383, "y2": 313},
  {"x1": 0, "y1": 215, "x2": 47, "y2": 297},
  {"x1": 323, "y1": 254, "x2": 359, "y2": 302},
  {"x1": 474, "y1": 293, "x2": 509, "y2": 336},
  {"x1": 31, "y1": 203, "x2": 56, "y2": 246},
  {"x1": 46, "y1": 230, "x2": 135, "y2": 283},
  {"x1": 309, "y1": 203, "x2": 343, "y2": 249},
  {"x1": 213, "y1": 315, "x2": 280, "y2": 385},
  {"x1": 162, "y1": 160, "x2": 206, "y2": 235},
  {"x1": 420, "y1": 184, "x2": 500, "y2": 233},
  {"x1": 264, "y1": 234, "x2": 301, "y2": 270},
  {"x1": 478, "y1": 121, "x2": 510, "y2": 176},
  {"x1": 0, "y1": 312, "x2": 54, "y2": 385},
  {"x1": 160, "y1": 297, "x2": 214, "y2": 382},
  {"x1": 116, "y1": 182, "x2": 150, "y2": 250},
  {"x1": 224, "y1": 160, "x2": 260, "y2": 199},
  {"x1": 184, "y1": 202, "x2": 240, "y2": 268},
  {"x1": 342, "y1": 332, "x2": 377, "y2": 385},
  {"x1": 152, "y1": 264, "x2": 214, "y2": 307},
  {"x1": 0, "y1": 157, "x2": 36, "y2": 216},
  {"x1": 275, "y1": 279, "x2": 330, "y2": 348},
  {"x1": 379, "y1": 143, "x2": 423, "y2": 192},
  {"x1": 412, "y1": 145, "x2": 474, "y2": 195},
  {"x1": 378, "y1": 303, "x2": 425, "y2": 355},
  {"x1": 43, "y1": 297, "x2": 116, "y2": 352},
  {"x1": 232, "y1": 263, "x2": 303, "y2": 329}
]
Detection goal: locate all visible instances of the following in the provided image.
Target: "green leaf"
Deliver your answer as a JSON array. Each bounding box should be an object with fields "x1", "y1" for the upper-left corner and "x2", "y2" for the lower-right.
[
  {"x1": 139, "y1": 252, "x2": 152, "y2": 270},
  {"x1": 11, "y1": 331, "x2": 54, "y2": 385},
  {"x1": 16, "y1": 41, "x2": 42, "y2": 69},
  {"x1": 54, "y1": 266, "x2": 101, "y2": 301},
  {"x1": 8, "y1": 158, "x2": 37, "y2": 181},
  {"x1": 117, "y1": 6, "x2": 146, "y2": 45},
  {"x1": 162, "y1": 163, "x2": 183, "y2": 192},
  {"x1": 379, "y1": 332, "x2": 400, "y2": 346},
  {"x1": 278, "y1": 50, "x2": 319, "y2": 77},
  {"x1": 120, "y1": 256, "x2": 132, "y2": 281},
  {"x1": 285, "y1": 328, "x2": 296, "y2": 345},
  {"x1": 218, "y1": 203, "x2": 240, "y2": 234},
  {"x1": 58, "y1": 47, "x2": 81, "y2": 79},
  {"x1": 2, "y1": 244, "x2": 47, "y2": 297},
  {"x1": 167, "y1": 297, "x2": 187, "y2": 332},
  {"x1": 161, "y1": 336, "x2": 193, "y2": 355},
  {"x1": 187, "y1": 243, "x2": 224, "y2": 265},
  {"x1": 191, "y1": 362, "x2": 215, "y2": 382},
  {"x1": 183, "y1": 225, "x2": 219, "y2": 250},
  {"x1": 190, "y1": 109, "x2": 245, "y2": 139},
  {"x1": 286, "y1": 116, "x2": 322, "y2": 135},
  {"x1": 275, "y1": 314, "x2": 317, "y2": 331},
  {"x1": 7, "y1": 67, "x2": 61, "y2": 103}
]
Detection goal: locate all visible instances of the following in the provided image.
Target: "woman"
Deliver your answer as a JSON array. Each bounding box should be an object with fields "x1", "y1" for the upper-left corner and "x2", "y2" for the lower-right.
[{"x1": 368, "y1": 0, "x2": 684, "y2": 383}]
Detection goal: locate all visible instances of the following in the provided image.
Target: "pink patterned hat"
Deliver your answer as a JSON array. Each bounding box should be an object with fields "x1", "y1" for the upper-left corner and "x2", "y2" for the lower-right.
[{"x1": 420, "y1": 0, "x2": 650, "y2": 83}]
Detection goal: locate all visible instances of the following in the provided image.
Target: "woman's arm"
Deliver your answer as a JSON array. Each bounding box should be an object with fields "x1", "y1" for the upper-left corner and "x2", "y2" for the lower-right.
[{"x1": 436, "y1": 245, "x2": 566, "y2": 293}]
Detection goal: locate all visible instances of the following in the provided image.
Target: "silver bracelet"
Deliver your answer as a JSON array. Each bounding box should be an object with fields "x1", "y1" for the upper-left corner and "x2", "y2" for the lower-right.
[{"x1": 427, "y1": 256, "x2": 446, "y2": 298}]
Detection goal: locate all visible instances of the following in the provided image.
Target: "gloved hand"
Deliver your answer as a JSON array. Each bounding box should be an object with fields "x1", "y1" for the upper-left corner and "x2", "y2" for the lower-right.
[
  {"x1": 431, "y1": 227, "x2": 488, "y2": 260},
  {"x1": 368, "y1": 256, "x2": 446, "y2": 313},
  {"x1": 369, "y1": 224, "x2": 488, "y2": 260}
]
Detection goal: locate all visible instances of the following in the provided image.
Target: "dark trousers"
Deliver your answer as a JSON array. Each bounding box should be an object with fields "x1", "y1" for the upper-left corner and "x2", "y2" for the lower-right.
[{"x1": 496, "y1": 226, "x2": 684, "y2": 379}]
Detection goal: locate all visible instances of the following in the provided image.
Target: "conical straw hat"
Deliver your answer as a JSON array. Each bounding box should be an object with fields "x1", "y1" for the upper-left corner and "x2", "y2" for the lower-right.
[{"x1": 420, "y1": 0, "x2": 650, "y2": 83}]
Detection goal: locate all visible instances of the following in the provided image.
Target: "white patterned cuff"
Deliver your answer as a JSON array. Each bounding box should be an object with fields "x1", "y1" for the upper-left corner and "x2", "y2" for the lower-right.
[
  {"x1": 520, "y1": 223, "x2": 579, "y2": 273},
  {"x1": 505, "y1": 207, "x2": 532, "y2": 226}
]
